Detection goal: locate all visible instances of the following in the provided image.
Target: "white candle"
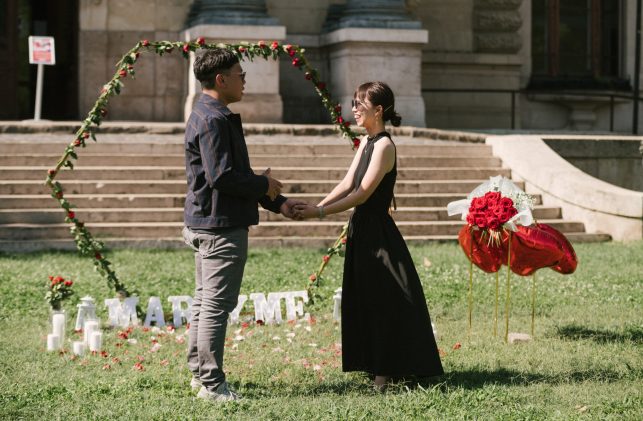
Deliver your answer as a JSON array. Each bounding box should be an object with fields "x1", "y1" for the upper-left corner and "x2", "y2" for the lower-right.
[
  {"x1": 83, "y1": 320, "x2": 99, "y2": 345},
  {"x1": 52, "y1": 313, "x2": 66, "y2": 344},
  {"x1": 89, "y1": 331, "x2": 102, "y2": 352},
  {"x1": 72, "y1": 341, "x2": 85, "y2": 356},
  {"x1": 47, "y1": 334, "x2": 60, "y2": 351}
]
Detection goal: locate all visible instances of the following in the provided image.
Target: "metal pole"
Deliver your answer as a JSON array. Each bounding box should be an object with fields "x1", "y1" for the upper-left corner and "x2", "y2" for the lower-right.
[
  {"x1": 633, "y1": 0, "x2": 642, "y2": 134},
  {"x1": 34, "y1": 63, "x2": 44, "y2": 121},
  {"x1": 511, "y1": 91, "x2": 516, "y2": 130},
  {"x1": 610, "y1": 95, "x2": 615, "y2": 131}
]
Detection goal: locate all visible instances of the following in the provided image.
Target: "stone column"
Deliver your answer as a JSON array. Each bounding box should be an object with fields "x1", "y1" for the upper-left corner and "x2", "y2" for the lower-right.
[
  {"x1": 181, "y1": 0, "x2": 285, "y2": 122},
  {"x1": 321, "y1": 0, "x2": 428, "y2": 127}
]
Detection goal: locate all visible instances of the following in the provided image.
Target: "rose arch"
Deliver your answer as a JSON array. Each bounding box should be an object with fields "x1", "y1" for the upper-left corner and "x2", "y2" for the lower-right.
[{"x1": 45, "y1": 38, "x2": 357, "y2": 298}]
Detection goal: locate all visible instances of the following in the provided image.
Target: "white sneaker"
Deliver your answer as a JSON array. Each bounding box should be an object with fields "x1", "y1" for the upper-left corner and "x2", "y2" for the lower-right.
[
  {"x1": 190, "y1": 377, "x2": 202, "y2": 391},
  {"x1": 196, "y1": 382, "x2": 240, "y2": 402}
]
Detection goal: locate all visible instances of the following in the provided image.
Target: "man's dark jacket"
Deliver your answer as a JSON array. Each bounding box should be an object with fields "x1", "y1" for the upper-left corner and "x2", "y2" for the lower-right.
[{"x1": 184, "y1": 94, "x2": 286, "y2": 228}]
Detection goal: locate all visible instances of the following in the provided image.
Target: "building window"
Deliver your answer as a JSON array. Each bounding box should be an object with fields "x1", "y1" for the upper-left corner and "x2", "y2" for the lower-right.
[{"x1": 531, "y1": 0, "x2": 627, "y2": 90}]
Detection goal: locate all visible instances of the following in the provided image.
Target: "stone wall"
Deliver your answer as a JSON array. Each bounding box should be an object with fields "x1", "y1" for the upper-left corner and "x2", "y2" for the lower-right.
[
  {"x1": 544, "y1": 139, "x2": 643, "y2": 192},
  {"x1": 78, "y1": 0, "x2": 189, "y2": 122},
  {"x1": 75, "y1": 0, "x2": 643, "y2": 131}
]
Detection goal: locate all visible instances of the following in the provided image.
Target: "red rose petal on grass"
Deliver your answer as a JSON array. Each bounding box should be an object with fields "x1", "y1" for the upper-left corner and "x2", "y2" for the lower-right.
[
  {"x1": 160, "y1": 359, "x2": 169, "y2": 366},
  {"x1": 256, "y1": 319, "x2": 265, "y2": 326},
  {"x1": 117, "y1": 331, "x2": 128, "y2": 340},
  {"x1": 438, "y1": 348, "x2": 447, "y2": 357},
  {"x1": 112, "y1": 357, "x2": 121, "y2": 364},
  {"x1": 102, "y1": 364, "x2": 111, "y2": 370},
  {"x1": 133, "y1": 362, "x2": 144, "y2": 371},
  {"x1": 453, "y1": 342, "x2": 462, "y2": 350},
  {"x1": 100, "y1": 351, "x2": 109, "y2": 358},
  {"x1": 241, "y1": 322, "x2": 250, "y2": 329},
  {"x1": 137, "y1": 355, "x2": 145, "y2": 362}
]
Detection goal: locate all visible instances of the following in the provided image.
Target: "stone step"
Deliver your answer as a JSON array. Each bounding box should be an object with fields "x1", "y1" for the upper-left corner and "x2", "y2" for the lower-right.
[
  {"x1": 0, "y1": 167, "x2": 511, "y2": 181},
  {"x1": 0, "y1": 140, "x2": 495, "y2": 156},
  {"x1": 0, "y1": 154, "x2": 504, "y2": 168},
  {"x1": 0, "y1": 179, "x2": 521, "y2": 195},
  {"x1": 0, "y1": 231, "x2": 613, "y2": 252},
  {"x1": 0, "y1": 193, "x2": 543, "y2": 209},
  {"x1": 0, "y1": 206, "x2": 562, "y2": 224},
  {"x1": 0, "y1": 220, "x2": 587, "y2": 240}
]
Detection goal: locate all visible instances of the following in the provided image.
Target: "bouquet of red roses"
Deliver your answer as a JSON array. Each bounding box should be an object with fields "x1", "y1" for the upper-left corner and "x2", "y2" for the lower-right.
[
  {"x1": 466, "y1": 191, "x2": 518, "y2": 233},
  {"x1": 46, "y1": 276, "x2": 74, "y2": 311}
]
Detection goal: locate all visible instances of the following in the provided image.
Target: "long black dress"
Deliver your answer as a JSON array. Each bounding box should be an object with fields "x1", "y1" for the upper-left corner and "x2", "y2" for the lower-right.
[{"x1": 341, "y1": 131, "x2": 444, "y2": 377}]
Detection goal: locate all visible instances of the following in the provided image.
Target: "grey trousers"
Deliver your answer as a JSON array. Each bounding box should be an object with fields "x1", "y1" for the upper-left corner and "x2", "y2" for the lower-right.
[{"x1": 182, "y1": 226, "x2": 248, "y2": 391}]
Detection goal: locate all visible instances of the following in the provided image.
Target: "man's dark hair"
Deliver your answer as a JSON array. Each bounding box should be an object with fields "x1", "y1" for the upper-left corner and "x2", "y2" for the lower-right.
[{"x1": 193, "y1": 48, "x2": 239, "y2": 90}]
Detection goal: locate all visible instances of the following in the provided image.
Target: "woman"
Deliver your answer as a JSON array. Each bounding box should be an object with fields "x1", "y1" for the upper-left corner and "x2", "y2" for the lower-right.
[{"x1": 295, "y1": 82, "x2": 443, "y2": 390}]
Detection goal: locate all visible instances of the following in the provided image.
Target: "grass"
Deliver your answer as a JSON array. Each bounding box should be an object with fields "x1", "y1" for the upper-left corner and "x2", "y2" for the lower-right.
[{"x1": 0, "y1": 241, "x2": 641, "y2": 420}]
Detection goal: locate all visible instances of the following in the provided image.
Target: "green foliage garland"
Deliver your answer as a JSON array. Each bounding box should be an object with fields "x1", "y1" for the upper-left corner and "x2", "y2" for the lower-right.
[{"x1": 45, "y1": 38, "x2": 358, "y2": 297}]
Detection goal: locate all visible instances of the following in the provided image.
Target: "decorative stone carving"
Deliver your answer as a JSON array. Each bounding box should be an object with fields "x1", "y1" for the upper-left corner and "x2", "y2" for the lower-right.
[
  {"x1": 475, "y1": 33, "x2": 522, "y2": 53},
  {"x1": 186, "y1": 0, "x2": 278, "y2": 26},
  {"x1": 473, "y1": 0, "x2": 523, "y2": 54},
  {"x1": 323, "y1": 0, "x2": 421, "y2": 32},
  {"x1": 474, "y1": 10, "x2": 522, "y2": 32},
  {"x1": 475, "y1": 0, "x2": 523, "y2": 9}
]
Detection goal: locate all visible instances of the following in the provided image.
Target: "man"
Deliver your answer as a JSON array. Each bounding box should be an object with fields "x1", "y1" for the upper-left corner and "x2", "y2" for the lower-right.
[{"x1": 182, "y1": 48, "x2": 302, "y2": 402}]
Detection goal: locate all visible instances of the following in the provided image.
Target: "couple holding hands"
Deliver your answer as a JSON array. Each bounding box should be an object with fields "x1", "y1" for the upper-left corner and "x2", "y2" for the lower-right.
[{"x1": 182, "y1": 49, "x2": 443, "y2": 402}]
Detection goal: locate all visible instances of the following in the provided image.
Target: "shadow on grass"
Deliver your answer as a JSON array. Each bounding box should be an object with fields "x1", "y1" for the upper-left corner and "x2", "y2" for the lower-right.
[
  {"x1": 555, "y1": 324, "x2": 643, "y2": 344},
  {"x1": 412, "y1": 366, "x2": 637, "y2": 391},
  {"x1": 238, "y1": 364, "x2": 638, "y2": 397},
  {"x1": 238, "y1": 376, "x2": 374, "y2": 397}
]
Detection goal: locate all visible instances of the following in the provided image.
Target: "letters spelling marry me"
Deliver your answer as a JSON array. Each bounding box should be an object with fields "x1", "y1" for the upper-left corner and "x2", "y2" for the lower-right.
[{"x1": 76, "y1": 290, "x2": 343, "y2": 329}]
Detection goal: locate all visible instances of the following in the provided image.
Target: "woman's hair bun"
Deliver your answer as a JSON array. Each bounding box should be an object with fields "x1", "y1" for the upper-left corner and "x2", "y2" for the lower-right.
[{"x1": 389, "y1": 111, "x2": 402, "y2": 127}]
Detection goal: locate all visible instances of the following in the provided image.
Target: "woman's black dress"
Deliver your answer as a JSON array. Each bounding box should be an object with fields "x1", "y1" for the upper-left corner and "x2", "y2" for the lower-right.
[{"x1": 341, "y1": 131, "x2": 444, "y2": 377}]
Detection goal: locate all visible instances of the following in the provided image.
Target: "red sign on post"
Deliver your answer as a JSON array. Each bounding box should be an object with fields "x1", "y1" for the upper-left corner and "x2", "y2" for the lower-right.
[{"x1": 28, "y1": 36, "x2": 56, "y2": 65}]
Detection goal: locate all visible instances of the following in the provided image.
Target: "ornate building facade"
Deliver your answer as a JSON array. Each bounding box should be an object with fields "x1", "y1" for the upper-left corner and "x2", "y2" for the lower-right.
[{"x1": 2, "y1": 0, "x2": 641, "y2": 132}]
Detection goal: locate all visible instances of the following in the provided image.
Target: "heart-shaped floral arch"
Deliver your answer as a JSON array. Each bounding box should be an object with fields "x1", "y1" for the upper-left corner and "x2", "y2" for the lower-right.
[{"x1": 45, "y1": 38, "x2": 356, "y2": 298}]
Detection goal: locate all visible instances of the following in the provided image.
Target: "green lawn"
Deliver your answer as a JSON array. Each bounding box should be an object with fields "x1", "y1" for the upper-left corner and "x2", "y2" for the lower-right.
[{"x1": 0, "y1": 242, "x2": 641, "y2": 420}]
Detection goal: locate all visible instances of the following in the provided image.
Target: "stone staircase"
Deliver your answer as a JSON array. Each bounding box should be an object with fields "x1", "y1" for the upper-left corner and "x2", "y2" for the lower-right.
[{"x1": 0, "y1": 132, "x2": 610, "y2": 251}]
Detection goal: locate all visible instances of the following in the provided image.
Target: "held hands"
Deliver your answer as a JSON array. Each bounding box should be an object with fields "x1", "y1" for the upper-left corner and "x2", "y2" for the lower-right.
[
  {"x1": 263, "y1": 168, "x2": 283, "y2": 201},
  {"x1": 280, "y1": 198, "x2": 308, "y2": 221},
  {"x1": 293, "y1": 203, "x2": 321, "y2": 220}
]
